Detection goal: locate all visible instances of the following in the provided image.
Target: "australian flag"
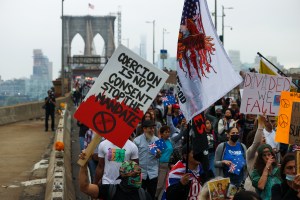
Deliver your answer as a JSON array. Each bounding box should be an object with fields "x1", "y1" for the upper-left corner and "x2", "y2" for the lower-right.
[
  {"x1": 228, "y1": 157, "x2": 245, "y2": 175},
  {"x1": 148, "y1": 139, "x2": 167, "y2": 155},
  {"x1": 162, "y1": 95, "x2": 176, "y2": 107}
]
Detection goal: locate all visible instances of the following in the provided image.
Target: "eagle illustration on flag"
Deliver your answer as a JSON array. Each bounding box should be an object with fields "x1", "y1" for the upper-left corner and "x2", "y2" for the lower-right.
[
  {"x1": 176, "y1": 0, "x2": 243, "y2": 122},
  {"x1": 178, "y1": 0, "x2": 216, "y2": 80}
]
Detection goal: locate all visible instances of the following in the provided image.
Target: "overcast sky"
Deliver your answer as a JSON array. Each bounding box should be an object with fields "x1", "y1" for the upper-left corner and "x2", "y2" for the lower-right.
[{"x1": 0, "y1": 0, "x2": 299, "y2": 81}]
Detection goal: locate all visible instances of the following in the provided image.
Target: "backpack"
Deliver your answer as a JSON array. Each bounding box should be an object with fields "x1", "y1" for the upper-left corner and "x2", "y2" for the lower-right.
[{"x1": 108, "y1": 184, "x2": 147, "y2": 200}]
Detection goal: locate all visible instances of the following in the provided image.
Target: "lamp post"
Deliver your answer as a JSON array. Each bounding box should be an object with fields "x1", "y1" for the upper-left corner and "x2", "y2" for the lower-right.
[
  {"x1": 215, "y1": 0, "x2": 217, "y2": 31},
  {"x1": 162, "y1": 28, "x2": 169, "y2": 69},
  {"x1": 146, "y1": 20, "x2": 155, "y2": 65},
  {"x1": 139, "y1": 43, "x2": 144, "y2": 57},
  {"x1": 222, "y1": 6, "x2": 233, "y2": 46},
  {"x1": 61, "y1": 0, "x2": 64, "y2": 96}
]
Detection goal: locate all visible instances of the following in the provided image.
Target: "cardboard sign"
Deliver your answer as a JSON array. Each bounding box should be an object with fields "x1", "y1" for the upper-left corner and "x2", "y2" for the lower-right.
[
  {"x1": 290, "y1": 102, "x2": 300, "y2": 145},
  {"x1": 275, "y1": 91, "x2": 300, "y2": 145},
  {"x1": 207, "y1": 178, "x2": 230, "y2": 200},
  {"x1": 240, "y1": 72, "x2": 291, "y2": 116},
  {"x1": 74, "y1": 45, "x2": 169, "y2": 148}
]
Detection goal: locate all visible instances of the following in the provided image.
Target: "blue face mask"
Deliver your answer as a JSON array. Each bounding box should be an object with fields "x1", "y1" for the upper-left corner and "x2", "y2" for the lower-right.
[{"x1": 286, "y1": 174, "x2": 295, "y2": 181}]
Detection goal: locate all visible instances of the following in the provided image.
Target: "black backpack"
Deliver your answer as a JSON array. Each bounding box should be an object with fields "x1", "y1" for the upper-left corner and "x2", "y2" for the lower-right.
[{"x1": 108, "y1": 184, "x2": 146, "y2": 200}]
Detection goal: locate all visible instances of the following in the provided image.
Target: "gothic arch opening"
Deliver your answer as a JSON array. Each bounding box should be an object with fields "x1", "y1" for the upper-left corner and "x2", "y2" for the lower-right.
[
  {"x1": 92, "y1": 33, "x2": 105, "y2": 56},
  {"x1": 70, "y1": 33, "x2": 85, "y2": 56}
]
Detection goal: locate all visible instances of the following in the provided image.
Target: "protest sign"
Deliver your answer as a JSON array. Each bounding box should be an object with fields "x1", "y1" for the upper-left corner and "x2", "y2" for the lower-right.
[
  {"x1": 207, "y1": 178, "x2": 230, "y2": 200},
  {"x1": 74, "y1": 45, "x2": 169, "y2": 148},
  {"x1": 240, "y1": 72, "x2": 291, "y2": 116},
  {"x1": 275, "y1": 91, "x2": 300, "y2": 145}
]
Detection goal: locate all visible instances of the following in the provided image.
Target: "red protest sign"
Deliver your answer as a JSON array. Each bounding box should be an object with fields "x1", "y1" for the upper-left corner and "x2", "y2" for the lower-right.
[{"x1": 74, "y1": 45, "x2": 169, "y2": 148}]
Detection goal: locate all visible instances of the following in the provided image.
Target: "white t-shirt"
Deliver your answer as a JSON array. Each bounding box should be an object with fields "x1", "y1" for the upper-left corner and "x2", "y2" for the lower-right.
[{"x1": 98, "y1": 139, "x2": 139, "y2": 184}]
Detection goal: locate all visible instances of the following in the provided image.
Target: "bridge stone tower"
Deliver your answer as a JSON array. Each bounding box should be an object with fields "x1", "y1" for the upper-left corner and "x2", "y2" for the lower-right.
[{"x1": 62, "y1": 15, "x2": 116, "y2": 68}]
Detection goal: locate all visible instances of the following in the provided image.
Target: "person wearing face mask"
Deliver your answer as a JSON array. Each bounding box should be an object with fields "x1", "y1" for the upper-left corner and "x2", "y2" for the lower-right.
[
  {"x1": 272, "y1": 152, "x2": 300, "y2": 200},
  {"x1": 79, "y1": 154, "x2": 152, "y2": 200},
  {"x1": 218, "y1": 109, "x2": 237, "y2": 143},
  {"x1": 214, "y1": 126, "x2": 247, "y2": 189},
  {"x1": 250, "y1": 144, "x2": 281, "y2": 200}
]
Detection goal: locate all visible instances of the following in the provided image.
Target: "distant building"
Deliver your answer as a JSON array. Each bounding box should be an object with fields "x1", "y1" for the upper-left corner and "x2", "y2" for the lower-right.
[
  {"x1": 32, "y1": 49, "x2": 52, "y2": 80},
  {"x1": 0, "y1": 78, "x2": 27, "y2": 96},
  {"x1": 289, "y1": 68, "x2": 300, "y2": 74},
  {"x1": 27, "y1": 49, "x2": 53, "y2": 100},
  {"x1": 228, "y1": 50, "x2": 242, "y2": 71}
]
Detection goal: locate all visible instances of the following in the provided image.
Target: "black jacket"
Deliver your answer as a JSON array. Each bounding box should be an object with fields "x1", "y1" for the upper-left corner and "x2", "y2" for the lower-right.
[{"x1": 272, "y1": 181, "x2": 300, "y2": 200}]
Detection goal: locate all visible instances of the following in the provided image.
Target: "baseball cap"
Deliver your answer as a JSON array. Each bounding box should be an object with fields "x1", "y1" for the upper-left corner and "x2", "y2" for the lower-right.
[{"x1": 142, "y1": 120, "x2": 156, "y2": 128}]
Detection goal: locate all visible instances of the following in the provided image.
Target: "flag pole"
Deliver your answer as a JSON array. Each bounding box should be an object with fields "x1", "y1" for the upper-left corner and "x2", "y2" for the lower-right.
[
  {"x1": 257, "y1": 52, "x2": 300, "y2": 90},
  {"x1": 185, "y1": 121, "x2": 191, "y2": 173}
]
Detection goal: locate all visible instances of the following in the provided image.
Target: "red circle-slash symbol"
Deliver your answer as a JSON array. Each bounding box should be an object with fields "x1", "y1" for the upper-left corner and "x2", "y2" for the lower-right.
[
  {"x1": 278, "y1": 114, "x2": 289, "y2": 128},
  {"x1": 281, "y1": 99, "x2": 290, "y2": 108},
  {"x1": 93, "y1": 112, "x2": 116, "y2": 134}
]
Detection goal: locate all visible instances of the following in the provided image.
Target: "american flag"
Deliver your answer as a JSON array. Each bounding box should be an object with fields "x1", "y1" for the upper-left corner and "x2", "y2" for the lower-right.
[
  {"x1": 88, "y1": 3, "x2": 94, "y2": 9},
  {"x1": 148, "y1": 143, "x2": 158, "y2": 155},
  {"x1": 181, "y1": 0, "x2": 200, "y2": 25}
]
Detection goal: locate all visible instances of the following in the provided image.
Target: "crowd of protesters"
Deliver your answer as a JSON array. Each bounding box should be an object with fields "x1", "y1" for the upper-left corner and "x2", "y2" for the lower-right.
[{"x1": 74, "y1": 78, "x2": 300, "y2": 200}]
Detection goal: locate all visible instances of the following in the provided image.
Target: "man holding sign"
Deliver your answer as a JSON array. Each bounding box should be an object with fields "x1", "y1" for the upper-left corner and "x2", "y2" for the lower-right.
[{"x1": 74, "y1": 45, "x2": 168, "y2": 167}]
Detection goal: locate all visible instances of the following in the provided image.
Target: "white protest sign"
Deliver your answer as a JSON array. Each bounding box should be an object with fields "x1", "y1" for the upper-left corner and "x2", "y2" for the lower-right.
[
  {"x1": 240, "y1": 72, "x2": 291, "y2": 116},
  {"x1": 74, "y1": 45, "x2": 169, "y2": 147}
]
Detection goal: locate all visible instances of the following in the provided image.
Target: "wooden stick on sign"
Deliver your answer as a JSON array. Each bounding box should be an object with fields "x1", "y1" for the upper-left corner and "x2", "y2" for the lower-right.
[
  {"x1": 297, "y1": 151, "x2": 300, "y2": 175},
  {"x1": 77, "y1": 133, "x2": 102, "y2": 166}
]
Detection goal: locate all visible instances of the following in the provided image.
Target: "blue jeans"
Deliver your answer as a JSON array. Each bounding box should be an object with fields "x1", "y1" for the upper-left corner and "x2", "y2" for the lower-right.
[
  {"x1": 209, "y1": 152, "x2": 216, "y2": 176},
  {"x1": 79, "y1": 137, "x2": 85, "y2": 151}
]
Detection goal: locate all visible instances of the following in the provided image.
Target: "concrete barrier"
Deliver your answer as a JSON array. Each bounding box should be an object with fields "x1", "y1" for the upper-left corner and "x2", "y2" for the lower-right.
[
  {"x1": 45, "y1": 104, "x2": 76, "y2": 200},
  {"x1": 0, "y1": 94, "x2": 71, "y2": 126}
]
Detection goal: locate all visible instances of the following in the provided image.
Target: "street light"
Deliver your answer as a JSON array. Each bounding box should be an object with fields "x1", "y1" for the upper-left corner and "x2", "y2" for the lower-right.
[
  {"x1": 146, "y1": 20, "x2": 155, "y2": 65},
  {"x1": 222, "y1": 6, "x2": 233, "y2": 46},
  {"x1": 162, "y1": 28, "x2": 169, "y2": 68},
  {"x1": 61, "y1": 0, "x2": 65, "y2": 96},
  {"x1": 139, "y1": 43, "x2": 144, "y2": 57},
  {"x1": 215, "y1": 0, "x2": 217, "y2": 31}
]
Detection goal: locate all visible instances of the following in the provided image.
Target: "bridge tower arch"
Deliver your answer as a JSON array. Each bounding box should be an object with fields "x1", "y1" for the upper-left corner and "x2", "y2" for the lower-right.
[{"x1": 62, "y1": 15, "x2": 115, "y2": 68}]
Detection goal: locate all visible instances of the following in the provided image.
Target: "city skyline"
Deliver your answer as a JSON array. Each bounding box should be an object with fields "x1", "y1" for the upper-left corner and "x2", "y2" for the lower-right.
[{"x1": 0, "y1": 0, "x2": 299, "y2": 81}]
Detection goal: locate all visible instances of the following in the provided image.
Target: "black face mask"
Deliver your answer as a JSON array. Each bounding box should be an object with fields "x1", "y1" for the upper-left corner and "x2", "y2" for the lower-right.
[
  {"x1": 225, "y1": 116, "x2": 231, "y2": 119},
  {"x1": 230, "y1": 135, "x2": 239, "y2": 143}
]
